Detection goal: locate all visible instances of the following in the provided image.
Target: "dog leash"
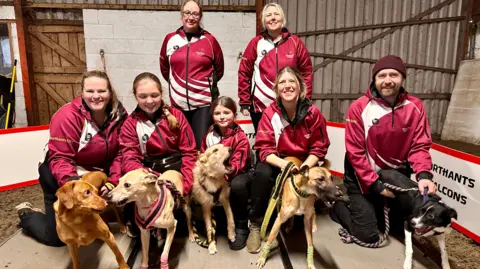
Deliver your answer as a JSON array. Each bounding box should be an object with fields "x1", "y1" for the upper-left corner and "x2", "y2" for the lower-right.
[
  {"x1": 338, "y1": 182, "x2": 420, "y2": 248},
  {"x1": 260, "y1": 162, "x2": 296, "y2": 240}
]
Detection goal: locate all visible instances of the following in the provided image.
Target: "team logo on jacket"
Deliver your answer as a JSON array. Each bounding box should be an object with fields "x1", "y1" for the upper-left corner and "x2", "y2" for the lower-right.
[
  {"x1": 173, "y1": 45, "x2": 179, "y2": 51},
  {"x1": 372, "y1": 118, "x2": 379, "y2": 125},
  {"x1": 196, "y1": 48, "x2": 205, "y2": 56},
  {"x1": 304, "y1": 134, "x2": 310, "y2": 139},
  {"x1": 286, "y1": 52, "x2": 294, "y2": 58},
  {"x1": 261, "y1": 50, "x2": 267, "y2": 56},
  {"x1": 142, "y1": 134, "x2": 148, "y2": 142},
  {"x1": 85, "y1": 133, "x2": 92, "y2": 141}
]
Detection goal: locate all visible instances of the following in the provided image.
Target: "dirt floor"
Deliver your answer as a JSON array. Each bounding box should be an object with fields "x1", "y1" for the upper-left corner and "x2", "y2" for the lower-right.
[{"x1": 0, "y1": 138, "x2": 479, "y2": 268}]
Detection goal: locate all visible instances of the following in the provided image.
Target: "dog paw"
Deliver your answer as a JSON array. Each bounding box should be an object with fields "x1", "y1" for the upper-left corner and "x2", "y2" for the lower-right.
[
  {"x1": 256, "y1": 257, "x2": 266, "y2": 268},
  {"x1": 312, "y1": 224, "x2": 317, "y2": 233},
  {"x1": 403, "y1": 261, "x2": 412, "y2": 269},
  {"x1": 119, "y1": 225, "x2": 128, "y2": 234},
  {"x1": 228, "y1": 233, "x2": 236, "y2": 242},
  {"x1": 188, "y1": 234, "x2": 196, "y2": 243},
  {"x1": 208, "y1": 242, "x2": 217, "y2": 255}
]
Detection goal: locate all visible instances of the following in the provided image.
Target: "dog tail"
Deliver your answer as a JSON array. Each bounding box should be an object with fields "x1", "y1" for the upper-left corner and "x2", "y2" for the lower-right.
[
  {"x1": 192, "y1": 216, "x2": 217, "y2": 248},
  {"x1": 321, "y1": 159, "x2": 331, "y2": 169}
]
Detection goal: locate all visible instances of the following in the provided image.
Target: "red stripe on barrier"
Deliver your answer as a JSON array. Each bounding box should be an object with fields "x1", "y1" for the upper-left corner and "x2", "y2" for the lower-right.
[
  {"x1": 327, "y1": 121, "x2": 346, "y2": 128},
  {"x1": 235, "y1": 119, "x2": 253, "y2": 124},
  {"x1": 0, "y1": 179, "x2": 39, "y2": 192},
  {"x1": 0, "y1": 125, "x2": 49, "y2": 135},
  {"x1": 431, "y1": 143, "x2": 480, "y2": 165},
  {"x1": 452, "y1": 222, "x2": 480, "y2": 243}
]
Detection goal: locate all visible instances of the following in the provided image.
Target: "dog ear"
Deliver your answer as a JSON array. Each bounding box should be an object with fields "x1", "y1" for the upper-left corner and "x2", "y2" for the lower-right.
[
  {"x1": 299, "y1": 165, "x2": 309, "y2": 177},
  {"x1": 56, "y1": 182, "x2": 76, "y2": 210},
  {"x1": 143, "y1": 173, "x2": 158, "y2": 184},
  {"x1": 199, "y1": 153, "x2": 208, "y2": 164},
  {"x1": 448, "y1": 207, "x2": 458, "y2": 221},
  {"x1": 321, "y1": 159, "x2": 331, "y2": 169}
]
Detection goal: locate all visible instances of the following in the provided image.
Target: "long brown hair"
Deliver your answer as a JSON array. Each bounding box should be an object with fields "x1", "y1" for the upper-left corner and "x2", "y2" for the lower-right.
[
  {"x1": 132, "y1": 72, "x2": 179, "y2": 131},
  {"x1": 273, "y1": 66, "x2": 307, "y2": 100},
  {"x1": 80, "y1": 70, "x2": 121, "y2": 121}
]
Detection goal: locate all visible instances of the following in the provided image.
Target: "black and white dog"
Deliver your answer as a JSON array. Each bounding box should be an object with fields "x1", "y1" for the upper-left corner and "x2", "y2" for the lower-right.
[{"x1": 378, "y1": 170, "x2": 458, "y2": 269}]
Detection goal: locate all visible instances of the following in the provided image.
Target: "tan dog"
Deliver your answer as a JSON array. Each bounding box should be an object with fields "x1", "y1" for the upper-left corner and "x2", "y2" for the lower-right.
[
  {"x1": 188, "y1": 144, "x2": 235, "y2": 255},
  {"x1": 109, "y1": 168, "x2": 193, "y2": 269},
  {"x1": 54, "y1": 171, "x2": 129, "y2": 269},
  {"x1": 256, "y1": 157, "x2": 348, "y2": 269}
]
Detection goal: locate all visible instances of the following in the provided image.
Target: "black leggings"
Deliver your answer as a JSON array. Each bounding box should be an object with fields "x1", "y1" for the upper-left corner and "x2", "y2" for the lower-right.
[
  {"x1": 18, "y1": 162, "x2": 64, "y2": 246},
  {"x1": 229, "y1": 172, "x2": 253, "y2": 222},
  {"x1": 250, "y1": 110, "x2": 263, "y2": 133},
  {"x1": 183, "y1": 106, "x2": 213, "y2": 150},
  {"x1": 249, "y1": 162, "x2": 281, "y2": 225}
]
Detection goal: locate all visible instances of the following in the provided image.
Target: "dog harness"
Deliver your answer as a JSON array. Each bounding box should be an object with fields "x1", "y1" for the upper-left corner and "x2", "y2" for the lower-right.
[
  {"x1": 135, "y1": 184, "x2": 168, "y2": 230},
  {"x1": 201, "y1": 184, "x2": 222, "y2": 204},
  {"x1": 289, "y1": 174, "x2": 311, "y2": 198}
]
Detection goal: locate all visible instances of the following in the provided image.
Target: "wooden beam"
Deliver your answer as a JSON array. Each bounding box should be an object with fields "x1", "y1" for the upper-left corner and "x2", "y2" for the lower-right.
[
  {"x1": 313, "y1": 0, "x2": 459, "y2": 72},
  {"x1": 37, "y1": 83, "x2": 68, "y2": 106},
  {"x1": 310, "y1": 53, "x2": 457, "y2": 74},
  {"x1": 296, "y1": 16, "x2": 465, "y2": 37},
  {"x1": 14, "y1": 0, "x2": 38, "y2": 125},
  {"x1": 30, "y1": 31, "x2": 85, "y2": 66},
  {"x1": 34, "y1": 74, "x2": 82, "y2": 84},
  {"x1": 34, "y1": 66, "x2": 86, "y2": 74},
  {"x1": 311, "y1": 93, "x2": 452, "y2": 100},
  {"x1": 33, "y1": 19, "x2": 84, "y2": 26},
  {"x1": 256, "y1": 0, "x2": 265, "y2": 35},
  {"x1": 24, "y1": 3, "x2": 256, "y2": 12},
  {"x1": 28, "y1": 25, "x2": 84, "y2": 33}
]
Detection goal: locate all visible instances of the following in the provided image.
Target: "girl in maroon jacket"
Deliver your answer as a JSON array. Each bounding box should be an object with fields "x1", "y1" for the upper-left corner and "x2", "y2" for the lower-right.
[
  {"x1": 119, "y1": 72, "x2": 197, "y2": 195},
  {"x1": 16, "y1": 70, "x2": 128, "y2": 247},
  {"x1": 160, "y1": 0, "x2": 224, "y2": 150},
  {"x1": 200, "y1": 96, "x2": 252, "y2": 251},
  {"x1": 246, "y1": 67, "x2": 330, "y2": 253},
  {"x1": 238, "y1": 2, "x2": 313, "y2": 132}
]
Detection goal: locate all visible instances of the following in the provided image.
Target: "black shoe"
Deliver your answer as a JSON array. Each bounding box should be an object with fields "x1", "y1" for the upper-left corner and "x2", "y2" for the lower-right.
[{"x1": 229, "y1": 221, "x2": 249, "y2": 251}]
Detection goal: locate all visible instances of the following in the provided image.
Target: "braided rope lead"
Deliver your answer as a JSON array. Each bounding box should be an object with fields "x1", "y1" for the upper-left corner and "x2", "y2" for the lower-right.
[{"x1": 338, "y1": 182, "x2": 417, "y2": 248}]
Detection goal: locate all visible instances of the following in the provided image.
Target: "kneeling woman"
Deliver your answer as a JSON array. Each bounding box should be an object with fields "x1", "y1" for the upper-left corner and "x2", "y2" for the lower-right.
[
  {"x1": 16, "y1": 70, "x2": 128, "y2": 246},
  {"x1": 119, "y1": 72, "x2": 197, "y2": 196},
  {"x1": 247, "y1": 67, "x2": 331, "y2": 253},
  {"x1": 200, "y1": 96, "x2": 253, "y2": 250}
]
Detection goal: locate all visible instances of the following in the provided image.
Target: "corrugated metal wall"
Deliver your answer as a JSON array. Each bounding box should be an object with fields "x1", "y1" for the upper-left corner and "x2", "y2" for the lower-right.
[
  {"x1": 267, "y1": 0, "x2": 465, "y2": 135},
  {"x1": 28, "y1": 0, "x2": 255, "y2": 5}
]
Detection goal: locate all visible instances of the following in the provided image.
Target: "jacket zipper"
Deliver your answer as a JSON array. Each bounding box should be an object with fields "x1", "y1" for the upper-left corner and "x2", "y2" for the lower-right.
[
  {"x1": 319, "y1": 126, "x2": 325, "y2": 143},
  {"x1": 185, "y1": 41, "x2": 191, "y2": 110},
  {"x1": 154, "y1": 124, "x2": 168, "y2": 150},
  {"x1": 275, "y1": 43, "x2": 279, "y2": 72}
]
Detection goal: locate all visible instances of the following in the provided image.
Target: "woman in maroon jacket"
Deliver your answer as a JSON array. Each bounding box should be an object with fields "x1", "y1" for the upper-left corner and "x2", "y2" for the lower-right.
[
  {"x1": 246, "y1": 67, "x2": 330, "y2": 253},
  {"x1": 200, "y1": 96, "x2": 252, "y2": 251},
  {"x1": 119, "y1": 72, "x2": 197, "y2": 196},
  {"x1": 160, "y1": 0, "x2": 224, "y2": 149},
  {"x1": 238, "y1": 2, "x2": 313, "y2": 132},
  {"x1": 16, "y1": 70, "x2": 128, "y2": 246}
]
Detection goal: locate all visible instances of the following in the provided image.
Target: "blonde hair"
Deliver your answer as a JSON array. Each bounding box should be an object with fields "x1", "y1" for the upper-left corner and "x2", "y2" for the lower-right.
[
  {"x1": 273, "y1": 66, "x2": 307, "y2": 100},
  {"x1": 181, "y1": 0, "x2": 203, "y2": 19},
  {"x1": 261, "y1": 3, "x2": 286, "y2": 29},
  {"x1": 132, "y1": 72, "x2": 179, "y2": 131},
  {"x1": 80, "y1": 70, "x2": 121, "y2": 121}
]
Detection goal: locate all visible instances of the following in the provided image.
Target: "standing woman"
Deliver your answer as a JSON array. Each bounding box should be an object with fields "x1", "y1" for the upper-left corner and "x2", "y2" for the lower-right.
[
  {"x1": 16, "y1": 70, "x2": 128, "y2": 246},
  {"x1": 160, "y1": 0, "x2": 224, "y2": 149},
  {"x1": 238, "y1": 2, "x2": 313, "y2": 132}
]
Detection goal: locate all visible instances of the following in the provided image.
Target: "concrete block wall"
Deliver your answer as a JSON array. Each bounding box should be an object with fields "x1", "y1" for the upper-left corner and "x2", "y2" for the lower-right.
[
  {"x1": 83, "y1": 9, "x2": 256, "y2": 117},
  {"x1": 0, "y1": 6, "x2": 26, "y2": 128},
  {"x1": 441, "y1": 59, "x2": 480, "y2": 144}
]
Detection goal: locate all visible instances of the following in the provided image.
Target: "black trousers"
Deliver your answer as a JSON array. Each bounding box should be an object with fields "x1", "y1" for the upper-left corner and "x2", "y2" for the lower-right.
[
  {"x1": 250, "y1": 110, "x2": 263, "y2": 133},
  {"x1": 250, "y1": 162, "x2": 280, "y2": 225},
  {"x1": 329, "y1": 170, "x2": 407, "y2": 243},
  {"x1": 183, "y1": 106, "x2": 213, "y2": 150},
  {"x1": 18, "y1": 162, "x2": 64, "y2": 246},
  {"x1": 229, "y1": 172, "x2": 253, "y2": 223}
]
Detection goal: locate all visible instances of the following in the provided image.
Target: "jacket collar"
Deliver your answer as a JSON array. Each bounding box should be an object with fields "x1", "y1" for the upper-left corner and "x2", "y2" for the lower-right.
[
  {"x1": 274, "y1": 97, "x2": 311, "y2": 126},
  {"x1": 74, "y1": 97, "x2": 127, "y2": 129},
  {"x1": 210, "y1": 122, "x2": 240, "y2": 138},
  {"x1": 176, "y1": 26, "x2": 206, "y2": 39},
  {"x1": 261, "y1": 27, "x2": 291, "y2": 42},
  {"x1": 366, "y1": 81, "x2": 408, "y2": 108}
]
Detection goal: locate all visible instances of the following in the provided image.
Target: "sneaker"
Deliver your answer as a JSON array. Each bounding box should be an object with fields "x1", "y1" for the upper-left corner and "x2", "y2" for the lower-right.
[
  {"x1": 15, "y1": 202, "x2": 43, "y2": 214},
  {"x1": 246, "y1": 222, "x2": 261, "y2": 253},
  {"x1": 229, "y1": 221, "x2": 249, "y2": 251}
]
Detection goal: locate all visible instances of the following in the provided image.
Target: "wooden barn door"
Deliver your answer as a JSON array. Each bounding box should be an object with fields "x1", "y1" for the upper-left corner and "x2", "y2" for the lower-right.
[{"x1": 28, "y1": 24, "x2": 86, "y2": 125}]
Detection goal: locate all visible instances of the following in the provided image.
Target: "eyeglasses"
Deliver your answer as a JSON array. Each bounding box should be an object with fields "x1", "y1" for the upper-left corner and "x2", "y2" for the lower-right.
[{"x1": 182, "y1": 11, "x2": 201, "y2": 19}]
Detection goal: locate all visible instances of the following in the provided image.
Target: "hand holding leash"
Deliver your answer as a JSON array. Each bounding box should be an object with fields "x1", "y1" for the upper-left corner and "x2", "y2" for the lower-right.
[{"x1": 418, "y1": 179, "x2": 436, "y2": 195}]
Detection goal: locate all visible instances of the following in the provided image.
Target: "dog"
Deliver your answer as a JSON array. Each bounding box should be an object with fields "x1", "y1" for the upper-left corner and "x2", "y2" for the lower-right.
[
  {"x1": 109, "y1": 168, "x2": 192, "y2": 269},
  {"x1": 188, "y1": 143, "x2": 235, "y2": 255},
  {"x1": 256, "y1": 157, "x2": 348, "y2": 269},
  {"x1": 53, "y1": 171, "x2": 129, "y2": 269},
  {"x1": 378, "y1": 170, "x2": 458, "y2": 269}
]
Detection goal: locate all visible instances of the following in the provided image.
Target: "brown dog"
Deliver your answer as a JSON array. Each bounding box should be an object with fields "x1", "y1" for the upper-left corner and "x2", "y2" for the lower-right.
[
  {"x1": 109, "y1": 168, "x2": 193, "y2": 269},
  {"x1": 256, "y1": 157, "x2": 348, "y2": 269},
  {"x1": 188, "y1": 144, "x2": 235, "y2": 255},
  {"x1": 54, "y1": 171, "x2": 129, "y2": 269}
]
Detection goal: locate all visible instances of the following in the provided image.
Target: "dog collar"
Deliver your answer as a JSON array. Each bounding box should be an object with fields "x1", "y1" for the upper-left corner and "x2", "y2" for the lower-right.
[
  {"x1": 134, "y1": 184, "x2": 168, "y2": 230},
  {"x1": 289, "y1": 175, "x2": 311, "y2": 198},
  {"x1": 201, "y1": 184, "x2": 222, "y2": 204}
]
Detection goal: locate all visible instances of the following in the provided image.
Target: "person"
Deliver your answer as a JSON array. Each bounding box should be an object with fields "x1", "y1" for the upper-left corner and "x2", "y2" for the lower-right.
[
  {"x1": 247, "y1": 66, "x2": 330, "y2": 253},
  {"x1": 119, "y1": 72, "x2": 197, "y2": 197},
  {"x1": 200, "y1": 96, "x2": 252, "y2": 251},
  {"x1": 16, "y1": 70, "x2": 128, "y2": 246},
  {"x1": 329, "y1": 55, "x2": 437, "y2": 245},
  {"x1": 160, "y1": 0, "x2": 224, "y2": 149},
  {"x1": 238, "y1": 2, "x2": 313, "y2": 132}
]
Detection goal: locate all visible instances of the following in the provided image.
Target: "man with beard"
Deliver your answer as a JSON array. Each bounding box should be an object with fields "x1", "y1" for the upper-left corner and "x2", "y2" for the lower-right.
[{"x1": 329, "y1": 55, "x2": 437, "y2": 246}]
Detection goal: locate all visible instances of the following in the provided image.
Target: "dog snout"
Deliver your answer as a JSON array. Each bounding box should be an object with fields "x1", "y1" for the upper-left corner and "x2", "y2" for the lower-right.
[{"x1": 228, "y1": 148, "x2": 233, "y2": 154}]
